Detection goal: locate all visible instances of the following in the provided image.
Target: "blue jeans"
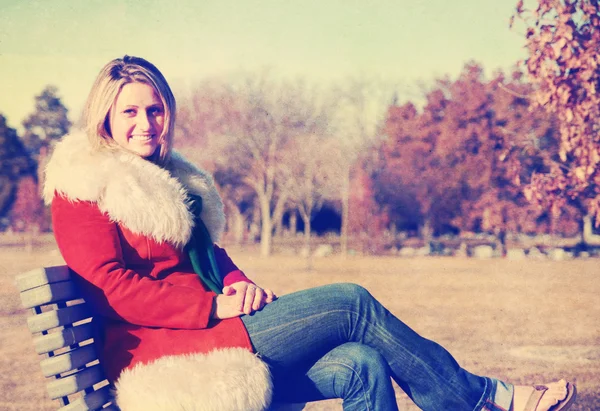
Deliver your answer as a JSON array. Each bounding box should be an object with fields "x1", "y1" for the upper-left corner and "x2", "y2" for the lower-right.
[{"x1": 241, "y1": 283, "x2": 513, "y2": 411}]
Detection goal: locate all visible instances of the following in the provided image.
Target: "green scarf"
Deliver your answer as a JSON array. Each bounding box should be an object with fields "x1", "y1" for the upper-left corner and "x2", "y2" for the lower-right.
[{"x1": 186, "y1": 194, "x2": 223, "y2": 294}]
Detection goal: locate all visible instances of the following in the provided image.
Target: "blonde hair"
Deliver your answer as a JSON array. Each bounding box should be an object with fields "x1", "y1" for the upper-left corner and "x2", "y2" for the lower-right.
[{"x1": 82, "y1": 56, "x2": 176, "y2": 165}]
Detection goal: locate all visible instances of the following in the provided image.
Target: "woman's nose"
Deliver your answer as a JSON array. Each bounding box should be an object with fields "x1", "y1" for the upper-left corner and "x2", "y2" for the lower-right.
[{"x1": 136, "y1": 112, "x2": 152, "y2": 131}]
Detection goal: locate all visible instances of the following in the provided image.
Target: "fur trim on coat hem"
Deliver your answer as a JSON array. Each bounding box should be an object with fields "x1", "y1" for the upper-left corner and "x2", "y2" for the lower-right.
[{"x1": 114, "y1": 348, "x2": 273, "y2": 411}]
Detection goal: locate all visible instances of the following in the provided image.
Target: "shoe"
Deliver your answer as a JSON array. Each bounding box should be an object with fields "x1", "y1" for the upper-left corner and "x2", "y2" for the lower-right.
[{"x1": 523, "y1": 382, "x2": 577, "y2": 411}]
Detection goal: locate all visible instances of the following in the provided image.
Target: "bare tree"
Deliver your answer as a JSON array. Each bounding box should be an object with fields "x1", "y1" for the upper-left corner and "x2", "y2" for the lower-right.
[
  {"x1": 285, "y1": 134, "x2": 337, "y2": 267},
  {"x1": 330, "y1": 77, "x2": 395, "y2": 256},
  {"x1": 176, "y1": 80, "x2": 258, "y2": 245},
  {"x1": 211, "y1": 74, "x2": 329, "y2": 256},
  {"x1": 177, "y1": 74, "x2": 390, "y2": 257}
]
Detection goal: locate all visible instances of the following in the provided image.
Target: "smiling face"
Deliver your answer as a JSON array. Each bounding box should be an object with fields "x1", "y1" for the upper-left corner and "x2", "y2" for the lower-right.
[{"x1": 109, "y1": 82, "x2": 165, "y2": 158}]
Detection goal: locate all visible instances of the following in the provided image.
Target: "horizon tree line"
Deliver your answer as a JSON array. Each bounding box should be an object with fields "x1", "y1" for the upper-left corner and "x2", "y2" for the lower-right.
[{"x1": 3, "y1": 0, "x2": 600, "y2": 257}]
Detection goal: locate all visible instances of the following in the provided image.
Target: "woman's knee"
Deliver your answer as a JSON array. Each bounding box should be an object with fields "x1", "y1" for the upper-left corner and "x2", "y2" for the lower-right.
[
  {"x1": 320, "y1": 343, "x2": 393, "y2": 407},
  {"x1": 306, "y1": 343, "x2": 396, "y2": 409},
  {"x1": 325, "y1": 343, "x2": 390, "y2": 382},
  {"x1": 326, "y1": 283, "x2": 373, "y2": 304}
]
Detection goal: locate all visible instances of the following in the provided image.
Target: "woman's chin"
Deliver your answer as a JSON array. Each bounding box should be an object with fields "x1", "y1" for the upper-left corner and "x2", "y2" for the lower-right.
[{"x1": 130, "y1": 144, "x2": 158, "y2": 159}]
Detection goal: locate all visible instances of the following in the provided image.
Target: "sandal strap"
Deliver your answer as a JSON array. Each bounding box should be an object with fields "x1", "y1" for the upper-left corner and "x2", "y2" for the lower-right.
[{"x1": 523, "y1": 385, "x2": 548, "y2": 411}]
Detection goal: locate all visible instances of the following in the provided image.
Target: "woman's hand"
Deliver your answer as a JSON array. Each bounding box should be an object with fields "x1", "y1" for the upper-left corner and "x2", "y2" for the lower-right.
[{"x1": 211, "y1": 282, "x2": 276, "y2": 319}]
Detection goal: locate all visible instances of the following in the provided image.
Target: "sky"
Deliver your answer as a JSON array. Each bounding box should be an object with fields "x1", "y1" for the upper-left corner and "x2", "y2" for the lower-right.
[{"x1": 0, "y1": 0, "x2": 528, "y2": 132}]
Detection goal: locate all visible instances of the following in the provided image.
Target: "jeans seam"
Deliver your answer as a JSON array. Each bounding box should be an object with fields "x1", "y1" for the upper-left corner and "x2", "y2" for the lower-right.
[
  {"x1": 350, "y1": 310, "x2": 478, "y2": 409},
  {"x1": 317, "y1": 360, "x2": 372, "y2": 411},
  {"x1": 248, "y1": 302, "x2": 483, "y2": 410},
  {"x1": 252, "y1": 307, "x2": 475, "y2": 406},
  {"x1": 472, "y1": 377, "x2": 489, "y2": 411},
  {"x1": 247, "y1": 309, "x2": 350, "y2": 337}
]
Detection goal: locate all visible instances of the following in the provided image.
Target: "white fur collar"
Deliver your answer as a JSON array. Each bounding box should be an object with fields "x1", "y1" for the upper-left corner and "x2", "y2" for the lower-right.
[{"x1": 44, "y1": 132, "x2": 225, "y2": 247}]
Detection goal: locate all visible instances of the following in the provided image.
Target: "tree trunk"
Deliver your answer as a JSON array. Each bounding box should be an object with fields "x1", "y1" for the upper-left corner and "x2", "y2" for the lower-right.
[
  {"x1": 340, "y1": 164, "x2": 350, "y2": 257},
  {"x1": 499, "y1": 208, "x2": 508, "y2": 257},
  {"x1": 420, "y1": 218, "x2": 433, "y2": 243},
  {"x1": 273, "y1": 209, "x2": 285, "y2": 238},
  {"x1": 289, "y1": 212, "x2": 297, "y2": 236},
  {"x1": 230, "y1": 206, "x2": 245, "y2": 246},
  {"x1": 259, "y1": 196, "x2": 272, "y2": 257},
  {"x1": 249, "y1": 206, "x2": 261, "y2": 244},
  {"x1": 302, "y1": 213, "x2": 313, "y2": 270},
  {"x1": 495, "y1": 229, "x2": 507, "y2": 257}
]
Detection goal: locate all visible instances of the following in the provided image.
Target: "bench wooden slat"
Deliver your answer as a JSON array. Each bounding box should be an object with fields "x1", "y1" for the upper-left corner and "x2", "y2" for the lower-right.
[
  {"x1": 20, "y1": 281, "x2": 80, "y2": 309},
  {"x1": 33, "y1": 322, "x2": 96, "y2": 354},
  {"x1": 46, "y1": 364, "x2": 106, "y2": 400},
  {"x1": 18, "y1": 266, "x2": 120, "y2": 409},
  {"x1": 28, "y1": 303, "x2": 92, "y2": 334},
  {"x1": 15, "y1": 266, "x2": 72, "y2": 291},
  {"x1": 57, "y1": 385, "x2": 113, "y2": 411},
  {"x1": 40, "y1": 345, "x2": 98, "y2": 377}
]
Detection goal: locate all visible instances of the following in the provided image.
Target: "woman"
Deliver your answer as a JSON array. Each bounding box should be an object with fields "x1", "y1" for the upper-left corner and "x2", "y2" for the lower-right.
[{"x1": 45, "y1": 55, "x2": 576, "y2": 411}]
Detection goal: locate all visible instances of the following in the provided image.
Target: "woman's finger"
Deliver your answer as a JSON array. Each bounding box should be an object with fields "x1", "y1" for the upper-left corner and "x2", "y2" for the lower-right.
[
  {"x1": 243, "y1": 285, "x2": 256, "y2": 314},
  {"x1": 264, "y1": 289, "x2": 275, "y2": 303},
  {"x1": 252, "y1": 288, "x2": 265, "y2": 311}
]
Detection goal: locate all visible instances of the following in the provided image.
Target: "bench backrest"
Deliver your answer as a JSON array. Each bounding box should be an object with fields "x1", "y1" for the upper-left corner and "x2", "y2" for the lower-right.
[{"x1": 16, "y1": 265, "x2": 119, "y2": 411}]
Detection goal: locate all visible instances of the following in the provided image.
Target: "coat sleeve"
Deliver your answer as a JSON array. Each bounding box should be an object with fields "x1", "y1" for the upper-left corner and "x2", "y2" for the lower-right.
[
  {"x1": 51, "y1": 196, "x2": 215, "y2": 329},
  {"x1": 213, "y1": 244, "x2": 255, "y2": 287}
]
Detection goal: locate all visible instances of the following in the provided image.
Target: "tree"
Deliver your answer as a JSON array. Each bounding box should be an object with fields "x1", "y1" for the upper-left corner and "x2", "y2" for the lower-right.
[
  {"x1": 377, "y1": 63, "x2": 565, "y2": 248},
  {"x1": 330, "y1": 77, "x2": 393, "y2": 256},
  {"x1": 10, "y1": 176, "x2": 43, "y2": 233},
  {"x1": 487, "y1": 70, "x2": 573, "y2": 238},
  {"x1": 0, "y1": 115, "x2": 36, "y2": 221},
  {"x1": 19, "y1": 86, "x2": 71, "y2": 232},
  {"x1": 176, "y1": 80, "x2": 255, "y2": 244},
  {"x1": 178, "y1": 74, "x2": 330, "y2": 257},
  {"x1": 285, "y1": 134, "x2": 337, "y2": 265},
  {"x1": 22, "y1": 86, "x2": 71, "y2": 159},
  {"x1": 222, "y1": 77, "x2": 295, "y2": 257},
  {"x1": 440, "y1": 66, "x2": 558, "y2": 249},
  {"x1": 213, "y1": 165, "x2": 256, "y2": 245},
  {"x1": 348, "y1": 163, "x2": 389, "y2": 254},
  {"x1": 514, "y1": 0, "x2": 600, "y2": 224},
  {"x1": 377, "y1": 85, "x2": 464, "y2": 239}
]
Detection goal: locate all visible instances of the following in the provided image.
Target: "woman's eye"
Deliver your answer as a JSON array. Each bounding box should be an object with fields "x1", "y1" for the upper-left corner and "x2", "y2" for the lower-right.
[
  {"x1": 123, "y1": 109, "x2": 136, "y2": 115},
  {"x1": 148, "y1": 107, "x2": 164, "y2": 116}
]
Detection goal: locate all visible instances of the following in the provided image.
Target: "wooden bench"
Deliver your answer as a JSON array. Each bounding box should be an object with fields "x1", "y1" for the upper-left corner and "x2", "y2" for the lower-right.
[
  {"x1": 16, "y1": 265, "x2": 118, "y2": 411},
  {"x1": 16, "y1": 265, "x2": 307, "y2": 411}
]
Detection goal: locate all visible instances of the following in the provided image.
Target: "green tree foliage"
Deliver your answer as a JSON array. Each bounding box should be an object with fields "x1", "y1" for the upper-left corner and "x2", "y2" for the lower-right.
[
  {"x1": 22, "y1": 86, "x2": 71, "y2": 159},
  {"x1": 0, "y1": 114, "x2": 36, "y2": 220}
]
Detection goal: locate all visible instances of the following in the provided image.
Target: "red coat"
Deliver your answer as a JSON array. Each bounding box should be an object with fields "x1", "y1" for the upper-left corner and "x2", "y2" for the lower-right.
[{"x1": 45, "y1": 133, "x2": 254, "y2": 382}]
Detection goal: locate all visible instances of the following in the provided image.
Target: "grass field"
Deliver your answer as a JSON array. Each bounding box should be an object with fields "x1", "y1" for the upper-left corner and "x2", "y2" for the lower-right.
[{"x1": 1, "y1": 240, "x2": 599, "y2": 411}]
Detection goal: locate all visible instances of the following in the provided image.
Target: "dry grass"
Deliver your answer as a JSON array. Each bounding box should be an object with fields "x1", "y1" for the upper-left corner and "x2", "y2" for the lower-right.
[{"x1": 1, "y1": 240, "x2": 599, "y2": 410}]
